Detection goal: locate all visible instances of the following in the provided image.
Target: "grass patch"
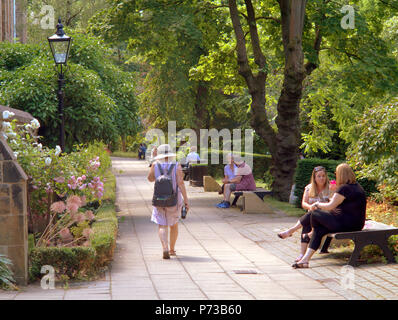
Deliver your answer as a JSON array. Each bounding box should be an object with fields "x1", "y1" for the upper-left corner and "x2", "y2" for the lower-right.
[
  {"x1": 263, "y1": 196, "x2": 305, "y2": 217},
  {"x1": 111, "y1": 151, "x2": 138, "y2": 158}
]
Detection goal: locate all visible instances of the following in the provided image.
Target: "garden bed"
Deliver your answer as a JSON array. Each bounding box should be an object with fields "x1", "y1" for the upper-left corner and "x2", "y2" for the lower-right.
[{"x1": 28, "y1": 169, "x2": 118, "y2": 282}]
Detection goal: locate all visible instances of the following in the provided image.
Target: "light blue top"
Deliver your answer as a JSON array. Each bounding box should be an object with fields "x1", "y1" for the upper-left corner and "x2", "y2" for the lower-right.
[{"x1": 224, "y1": 164, "x2": 237, "y2": 180}]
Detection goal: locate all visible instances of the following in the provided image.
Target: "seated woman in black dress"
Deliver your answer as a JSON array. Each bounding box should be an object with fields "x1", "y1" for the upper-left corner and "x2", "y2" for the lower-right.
[
  {"x1": 292, "y1": 163, "x2": 367, "y2": 268},
  {"x1": 278, "y1": 166, "x2": 334, "y2": 262}
]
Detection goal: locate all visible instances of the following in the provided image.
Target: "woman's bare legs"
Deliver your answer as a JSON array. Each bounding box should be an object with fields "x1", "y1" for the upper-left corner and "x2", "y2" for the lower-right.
[
  {"x1": 169, "y1": 223, "x2": 178, "y2": 255},
  {"x1": 295, "y1": 242, "x2": 309, "y2": 262},
  {"x1": 278, "y1": 220, "x2": 302, "y2": 239},
  {"x1": 294, "y1": 248, "x2": 316, "y2": 268},
  {"x1": 158, "y1": 225, "x2": 169, "y2": 252}
]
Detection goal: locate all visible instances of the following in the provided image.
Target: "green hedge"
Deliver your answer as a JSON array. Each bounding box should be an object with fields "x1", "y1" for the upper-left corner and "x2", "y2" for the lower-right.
[
  {"x1": 206, "y1": 153, "x2": 272, "y2": 182},
  {"x1": 293, "y1": 158, "x2": 379, "y2": 207},
  {"x1": 294, "y1": 158, "x2": 343, "y2": 207},
  {"x1": 29, "y1": 247, "x2": 96, "y2": 280}
]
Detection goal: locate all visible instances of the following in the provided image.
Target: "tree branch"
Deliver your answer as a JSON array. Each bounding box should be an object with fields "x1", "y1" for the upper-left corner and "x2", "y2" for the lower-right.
[
  {"x1": 244, "y1": 0, "x2": 267, "y2": 73},
  {"x1": 255, "y1": 16, "x2": 281, "y2": 24}
]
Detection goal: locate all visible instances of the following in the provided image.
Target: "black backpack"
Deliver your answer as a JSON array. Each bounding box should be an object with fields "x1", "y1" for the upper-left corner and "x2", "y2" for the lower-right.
[{"x1": 152, "y1": 163, "x2": 178, "y2": 207}]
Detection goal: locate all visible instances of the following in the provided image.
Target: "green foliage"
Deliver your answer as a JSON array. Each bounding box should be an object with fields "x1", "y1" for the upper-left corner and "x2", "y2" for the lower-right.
[
  {"x1": 27, "y1": 0, "x2": 109, "y2": 44},
  {"x1": 0, "y1": 42, "x2": 41, "y2": 71},
  {"x1": 347, "y1": 101, "x2": 398, "y2": 204},
  {"x1": 0, "y1": 34, "x2": 139, "y2": 151},
  {"x1": 294, "y1": 158, "x2": 343, "y2": 207},
  {"x1": 70, "y1": 221, "x2": 90, "y2": 239},
  {"x1": 0, "y1": 254, "x2": 16, "y2": 290}
]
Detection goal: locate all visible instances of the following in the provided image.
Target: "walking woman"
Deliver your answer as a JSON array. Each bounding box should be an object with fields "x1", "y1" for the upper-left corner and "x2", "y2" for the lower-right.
[
  {"x1": 292, "y1": 163, "x2": 366, "y2": 268},
  {"x1": 147, "y1": 144, "x2": 189, "y2": 259},
  {"x1": 277, "y1": 166, "x2": 335, "y2": 262}
]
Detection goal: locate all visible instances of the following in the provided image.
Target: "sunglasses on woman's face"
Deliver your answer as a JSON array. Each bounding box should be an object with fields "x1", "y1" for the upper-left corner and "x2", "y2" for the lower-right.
[{"x1": 314, "y1": 166, "x2": 325, "y2": 172}]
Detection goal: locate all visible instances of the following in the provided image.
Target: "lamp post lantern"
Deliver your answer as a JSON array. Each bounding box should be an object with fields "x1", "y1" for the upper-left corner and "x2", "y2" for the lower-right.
[{"x1": 48, "y1": 18, "x2": 71, "y2": 152}]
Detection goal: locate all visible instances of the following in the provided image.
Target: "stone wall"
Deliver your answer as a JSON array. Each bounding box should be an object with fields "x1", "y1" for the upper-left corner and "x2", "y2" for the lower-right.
[{"x1": 0, "y1": 136, "x2": 28, "y2": 285}]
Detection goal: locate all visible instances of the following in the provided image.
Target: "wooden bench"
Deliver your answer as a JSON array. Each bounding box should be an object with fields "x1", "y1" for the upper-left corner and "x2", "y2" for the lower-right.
[
  {"x1": 231, "y1": 188, "x2": 274, "y2": 214},
  {"x1": 320, "y1": 220, "x2": 398, "y2": 267},
  {"x1": 181, "y1": 165, "x2": 190, "y2": 181}
]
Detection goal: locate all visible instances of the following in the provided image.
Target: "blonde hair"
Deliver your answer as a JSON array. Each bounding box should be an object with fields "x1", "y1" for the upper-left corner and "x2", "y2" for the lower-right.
[
  {"x1": 336, "y1": 163, "x2": 356, "y2": 186},
  {"x1": 308, "y1": 166, "x2": 330, "y2": 198}
]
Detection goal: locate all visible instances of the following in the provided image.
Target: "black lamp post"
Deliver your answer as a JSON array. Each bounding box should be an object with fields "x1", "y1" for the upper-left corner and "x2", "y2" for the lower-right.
[{"x1": 48, "y1": 18, "x2": 72, "y2": 152}]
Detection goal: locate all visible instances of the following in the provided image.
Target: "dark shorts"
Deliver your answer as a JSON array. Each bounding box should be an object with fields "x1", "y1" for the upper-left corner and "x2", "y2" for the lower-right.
[{"x1": 230, "y1": 183, "x2": 237, "y2": 191}]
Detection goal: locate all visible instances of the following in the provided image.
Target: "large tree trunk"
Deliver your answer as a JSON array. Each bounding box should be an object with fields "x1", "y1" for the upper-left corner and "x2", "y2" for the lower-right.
[
  {"x1": 271, "y1": 0, "x2": 307, "y2": 201},
  {"x1": 194, "y1": 81, "x2": 209, "y2": 138},
  {"x1": 228, "y1": 0, "x2": 308, "y2": 201}
]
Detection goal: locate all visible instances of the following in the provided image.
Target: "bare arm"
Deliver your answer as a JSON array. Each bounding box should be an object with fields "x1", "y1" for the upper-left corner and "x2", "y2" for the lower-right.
[
  {"x1": 301, "y1": 188, "x2": 312, "y2": 211},
  {"x1": 229, "y1": 175, "x2": 242, "y2": 184},
  {"x1": 310, "y1": 193, "x2": 345, "y2": 211},
  {"x1": 147, "y1": 163, "x2": 156, "y2": 182},
  {"x1": 176, "y1": 164, "x2": 189, "y2": 211}
]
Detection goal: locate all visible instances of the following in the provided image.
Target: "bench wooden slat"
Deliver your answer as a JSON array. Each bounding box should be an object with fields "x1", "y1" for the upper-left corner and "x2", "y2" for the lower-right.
[{"x1": 322, "y1": 219, "x2": 398, "y2": 266}]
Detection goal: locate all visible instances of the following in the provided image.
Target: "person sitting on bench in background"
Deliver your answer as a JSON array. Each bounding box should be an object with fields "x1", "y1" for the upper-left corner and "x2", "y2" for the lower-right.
[
  {"x1": 185, "y1": 146, "x2": 200, "y2": 165},
  {"x1": 277, "y1": 166, "x2": 335, "y2": 262},
  {"x1": 291, "y1": 163, "x2": 366, "y2": 269},
  {"x1": 219, "y1": 153, "x2": 237, "y2": 195},
  {"x1": 216, "y1": 154, "x2": 256, "y2": 209}
]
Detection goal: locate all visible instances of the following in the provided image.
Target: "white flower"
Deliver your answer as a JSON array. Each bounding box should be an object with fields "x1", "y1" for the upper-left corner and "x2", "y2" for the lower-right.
[
  {"x1": 2, "y1": 110, "x2": 15, "y2": 120},
  {"x1": 13, "y1": 152, "x2": 18, "y2": 159},
  {"x1": 2, "y1": 121, "x2": 11, "y2": 130},
  {"x1": 37, "y1": 143, "x2": 43, "y2": 151},
  {"x1": 45, "y1": 157, "x2": 52, "y2": 166},
  {"x1": 25, "y1": 124, "x2": 32, "y2": 131},
  {"x1": 7, "y1": 131, "x2": 16, "y2": 138},
  {"x1": 54, "y1": 145, "x2": 62, "y2": 156},
  {"x1": 30, "y1": 119, "x2": 40, "y2": 130}
]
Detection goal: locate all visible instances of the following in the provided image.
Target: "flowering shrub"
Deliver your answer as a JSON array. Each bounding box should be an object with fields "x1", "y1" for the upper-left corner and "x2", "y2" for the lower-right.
[
  {"x1": 0, "y1": 110, "x2": 111, "y2": 236},
  {"x1": 36, "y1": 195, "x2": 95, "y2": 248}
]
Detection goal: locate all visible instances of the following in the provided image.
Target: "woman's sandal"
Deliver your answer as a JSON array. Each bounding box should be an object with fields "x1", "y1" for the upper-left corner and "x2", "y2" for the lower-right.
[
  {"x1": 277, "y1": 231, "x2": 292, "y2": 239},
  {"x1": 169, "y1": 250, "x2": 176, "y2": 256},
  {"x1": 163, "y1": 251, "x2": 170, "y2": 259},
  {"x1": 292, "y1": 262, "x2": 309, "y2": 269}
]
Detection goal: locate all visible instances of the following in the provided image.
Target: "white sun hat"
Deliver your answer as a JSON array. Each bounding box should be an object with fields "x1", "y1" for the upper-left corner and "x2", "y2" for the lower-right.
[{"x1": 152, "y1": 144, "x2": 177, "y2": 161}]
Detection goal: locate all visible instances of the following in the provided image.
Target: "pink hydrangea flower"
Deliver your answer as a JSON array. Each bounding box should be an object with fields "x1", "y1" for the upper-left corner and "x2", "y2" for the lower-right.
[
  {"x1": 75, "y1": 213, "x2": 86, "y2": 222},
  {"x1": 85, "y1": 210, "x2": 95, "y2": 221},
  {"x1": 59, "y1": 228, "x2": 71, "y2": 240},
  {"x1": 50, "y1": 201, "x2": 66, "y2": 214},
  {"x1": 53, "y1": 176, "x2": 65, "y2": 183},
  {"x1": 82, "y1": 228, "x2": 94, "y2": 238},
  {"x1": 66, "y1": 202, "x2": 79, "y2": 214}
]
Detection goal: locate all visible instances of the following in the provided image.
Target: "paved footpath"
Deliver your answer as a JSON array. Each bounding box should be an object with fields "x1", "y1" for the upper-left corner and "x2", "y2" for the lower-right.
[{"x1": 1, "y1": 158, "x2": 397, "y2": 300}]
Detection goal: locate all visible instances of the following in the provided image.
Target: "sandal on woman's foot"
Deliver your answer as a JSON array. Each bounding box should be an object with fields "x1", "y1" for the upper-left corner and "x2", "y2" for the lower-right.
[
  {"x1": 163, "y1": 251, "x2": 170, "y2": 259},
  {"x1": 277, "y1": 230, "x2": 292, "y2": 239},
  {"x1": 169, "y1": 250, "x2": 176, "y2": 256},
  {"x1": 292, "y1": 262, "x2": 309, "y2": 269}
]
